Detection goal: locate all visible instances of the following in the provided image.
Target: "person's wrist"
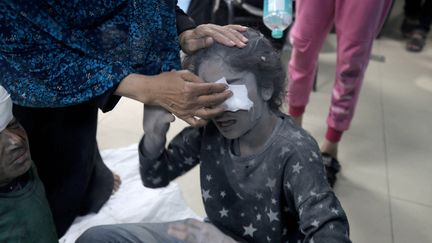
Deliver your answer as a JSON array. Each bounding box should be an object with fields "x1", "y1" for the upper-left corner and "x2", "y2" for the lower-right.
[
  {"x1": 143, "y1": 134, "x2": 166, "y2": 155},
  {"x1": 115, "y1": 74, "x2": 155, "y2": 104}
]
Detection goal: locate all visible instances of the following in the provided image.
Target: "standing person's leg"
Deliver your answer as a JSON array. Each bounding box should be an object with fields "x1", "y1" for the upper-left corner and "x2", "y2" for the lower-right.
[
  {"x1": 13, "y1": 104, "x2": 115, "y2": 237},
  {"x1": 321, "y1": 0, "x2": 392, "y2": 183},
  {"x1": 419, "y1": 0, "x2": 432, "y2": 33},
  {"x1": 404, "y1": 0, "x2": 423, "y2": 19},
  {"x1": 76, "y1": 221, "x2": 185, "y2": 243},
  {"x1": 401, "y1": 0, "x2": 422, "y2": 37},
  {"x1": 286, "y1": 0, "x2": 335, "y2": 126},
  {"x1": 406, "y1": 0, "x2": 432, "y2": 52}
]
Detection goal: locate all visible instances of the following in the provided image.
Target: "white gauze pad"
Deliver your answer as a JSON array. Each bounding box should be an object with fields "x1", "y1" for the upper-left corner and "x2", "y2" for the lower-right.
[{"x1": 216, "y1": 77, "x2": 253, "y2": 112}]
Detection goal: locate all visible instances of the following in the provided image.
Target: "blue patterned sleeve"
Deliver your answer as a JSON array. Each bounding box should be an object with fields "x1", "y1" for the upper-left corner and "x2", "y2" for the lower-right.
[
  {"x1": 0, "y1": 49, "x2": 132, "y2": 107},
  {"x1": 0, "y1": 2, "x2": 132, "y2": 107},
  {"x1": 0, "y1": 0, "x2": 180, "y2": 107}
]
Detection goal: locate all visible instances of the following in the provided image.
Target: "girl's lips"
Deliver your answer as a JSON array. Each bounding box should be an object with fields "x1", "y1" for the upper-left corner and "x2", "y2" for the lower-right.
[{"x1": 216, "y1": 119, "x2": 236, "y2": 128}]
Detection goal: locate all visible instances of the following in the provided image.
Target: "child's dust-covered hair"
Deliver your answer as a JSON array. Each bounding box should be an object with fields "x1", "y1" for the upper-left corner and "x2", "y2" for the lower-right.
[{"x1": 183, "y1": 29, "x2": 286, "y2": 111}]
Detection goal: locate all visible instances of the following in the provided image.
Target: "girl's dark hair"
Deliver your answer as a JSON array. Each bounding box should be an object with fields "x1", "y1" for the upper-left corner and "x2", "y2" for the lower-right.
[{"x1": 183, "y1": 29, "x2": 286, "y2": 111}]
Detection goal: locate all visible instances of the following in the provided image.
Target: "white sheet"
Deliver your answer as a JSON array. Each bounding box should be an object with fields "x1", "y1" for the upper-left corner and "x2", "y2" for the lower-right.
[{"x1": 60, "y1": 144, "x2": 200, "y2": 243}]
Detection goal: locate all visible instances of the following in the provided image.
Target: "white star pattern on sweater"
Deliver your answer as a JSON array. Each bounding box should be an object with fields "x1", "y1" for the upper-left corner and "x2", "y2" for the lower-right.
[
  {"x1": 202, "y1": 189, "x2": 212, "y2": 202},
  {"x1": 266, "y1": 178, "x2": 276, "y2": 189},
  {"x1": 292, "y1": 131, "x2": 303, "y2": 139},
  {"x1": 279, "y1": 147, "x2": 291, "y2": 157},
  {"x1": 219, "y1": 208, "x2": 228, "y2": 218},
  {"x1": 152, "y1": 177, "x2": 162, "y2": 185},
  {"x1": 153, "y1": 161, "x2": 161, "y2": 169},
  {"x1": 331, "y1": 208, "x2": 339, "y2": 215},
  {"x1": 267, "y1": 209, "x2": 279, "y2": 222},
  {"x1": 298, "y1": 195, "x2": 303, "y2": 203},
  {"x1": 184, "y1": 157, "x2": 194, "y2": 165},
  {"x1": 243, "y1": 223, "x2": 257, "y2": 237},
  {"x1": 292, "y1": 162, "x2": 303, "y2": 174}
]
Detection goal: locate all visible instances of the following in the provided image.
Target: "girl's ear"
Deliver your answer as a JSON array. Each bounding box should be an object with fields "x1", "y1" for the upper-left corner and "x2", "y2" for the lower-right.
[{"x1": 260, "y1": 85, "x2": 273, "y2": 101}]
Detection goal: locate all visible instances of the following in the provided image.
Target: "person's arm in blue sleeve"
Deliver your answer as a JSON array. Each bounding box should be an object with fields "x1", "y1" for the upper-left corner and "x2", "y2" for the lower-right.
[{"x1": 0, "y1": 2, "x2": 236, "y2": 126}]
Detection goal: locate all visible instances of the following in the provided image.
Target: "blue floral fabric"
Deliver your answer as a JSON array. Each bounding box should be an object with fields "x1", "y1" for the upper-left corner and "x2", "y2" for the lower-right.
[{"x1": 0, "y1": 0, "x2": 181, "y2": 107}]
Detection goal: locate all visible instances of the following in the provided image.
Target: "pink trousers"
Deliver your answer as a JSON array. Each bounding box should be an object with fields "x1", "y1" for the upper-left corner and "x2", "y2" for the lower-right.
[{"x1": 287, "y1": 0, "x2": 392, "y2": 142}]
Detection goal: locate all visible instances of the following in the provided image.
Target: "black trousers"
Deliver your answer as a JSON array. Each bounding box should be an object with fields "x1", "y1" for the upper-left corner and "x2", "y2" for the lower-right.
[
  {"x1": 405, "y1": 0, "x2": 432, "y2": 32},
  {"x1": 13, "y1": 103, "x2": 113, "y2": 237}
]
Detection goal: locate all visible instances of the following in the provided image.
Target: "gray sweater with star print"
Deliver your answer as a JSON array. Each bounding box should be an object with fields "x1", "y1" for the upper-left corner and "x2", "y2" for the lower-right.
[{"x1": 139, "y1": 113, "x2": 351, "y2": 243}]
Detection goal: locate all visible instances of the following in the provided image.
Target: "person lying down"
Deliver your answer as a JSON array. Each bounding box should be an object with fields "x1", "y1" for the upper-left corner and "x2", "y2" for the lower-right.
[{"x1": 77, "y1": 29, "x2": 352, "y2": 243}]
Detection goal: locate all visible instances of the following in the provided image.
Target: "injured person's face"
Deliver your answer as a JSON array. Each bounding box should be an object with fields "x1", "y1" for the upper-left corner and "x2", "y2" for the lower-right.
[
  {"x1": 198, "y1": 58, "x2": 271, "y2": 140},
  {"x1": 0, "y1": 89, "x2": 32, "y2": 186}
]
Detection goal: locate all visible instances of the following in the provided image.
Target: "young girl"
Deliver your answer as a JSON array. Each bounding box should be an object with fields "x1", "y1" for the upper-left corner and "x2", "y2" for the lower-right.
[{"x1": 77, "y1": 29, "x2": 351, "y2": 243}]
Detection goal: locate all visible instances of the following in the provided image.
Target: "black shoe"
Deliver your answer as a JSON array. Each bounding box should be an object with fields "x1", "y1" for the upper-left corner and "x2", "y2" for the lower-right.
[
  {"x1": 406, "y1": 29, "x2": 427, "y2": 52},
  {"x1": 322, "y1": 153, "x2": 341, "y2": 188}
]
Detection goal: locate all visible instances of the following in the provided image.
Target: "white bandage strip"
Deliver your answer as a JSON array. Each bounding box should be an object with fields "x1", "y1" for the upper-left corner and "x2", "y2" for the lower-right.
[{"x1": 0, "y1": 86, "x2": 13, "y2": 132}]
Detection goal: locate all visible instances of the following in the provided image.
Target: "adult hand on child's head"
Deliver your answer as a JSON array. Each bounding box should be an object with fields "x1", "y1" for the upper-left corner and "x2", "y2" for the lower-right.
[
  {"x1": 168, "y1": 219, "x2": 237, "y2": 243},
  {"x1": 179, "y1": 24, "x2": 248, "y2": 54}
]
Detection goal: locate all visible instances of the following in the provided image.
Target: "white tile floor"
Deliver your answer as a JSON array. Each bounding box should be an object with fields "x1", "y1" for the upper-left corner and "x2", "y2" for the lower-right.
[{"x1": 97, "y1": 5, "x2": 432, "y2": 243}]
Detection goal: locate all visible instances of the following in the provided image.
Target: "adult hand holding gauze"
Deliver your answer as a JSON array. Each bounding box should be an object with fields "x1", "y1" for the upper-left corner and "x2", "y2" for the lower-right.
[{"x1": 215, "y1": 77, "x2": 253, "y2": 112}]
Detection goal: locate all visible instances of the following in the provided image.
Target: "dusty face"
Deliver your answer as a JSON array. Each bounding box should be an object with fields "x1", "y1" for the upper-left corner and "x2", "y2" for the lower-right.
[
  {"x1": 198, "y1": 58, "x2": 269, "y2": 140},
  {"x1": 0, "y1": 118, "x2": 32, "y2": 185}
]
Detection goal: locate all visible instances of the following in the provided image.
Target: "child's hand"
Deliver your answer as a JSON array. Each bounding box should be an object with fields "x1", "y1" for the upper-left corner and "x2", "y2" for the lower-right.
[
  {"x1": 168, "y1": 219, "x2": 237, "y2": 243},
  {"x1": 142, "y1": 105, "x2": 175, "y2": 156}
]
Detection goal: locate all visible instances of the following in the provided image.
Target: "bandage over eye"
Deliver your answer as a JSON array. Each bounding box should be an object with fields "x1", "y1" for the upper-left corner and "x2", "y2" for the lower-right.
[
  {"x1": 216, "y1": 77, "x2": 253, "y2": 112},
  {"x1": 0, "y1": 85, "x2": 13, "y2": 132}
]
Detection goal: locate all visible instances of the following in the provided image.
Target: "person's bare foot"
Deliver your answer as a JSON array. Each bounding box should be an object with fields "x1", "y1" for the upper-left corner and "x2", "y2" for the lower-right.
[{"x1": 112, "y1": 172, "x2": 121, "y2": 194}]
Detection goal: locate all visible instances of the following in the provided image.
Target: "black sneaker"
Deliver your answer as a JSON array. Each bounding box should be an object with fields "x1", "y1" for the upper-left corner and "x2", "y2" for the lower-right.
[
  {"x1": 322, "y1": 153, "x2": 341, "y2": 188},
  {"x1": 406, "y1": 29, "x2": 427, "y2": 52}
]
